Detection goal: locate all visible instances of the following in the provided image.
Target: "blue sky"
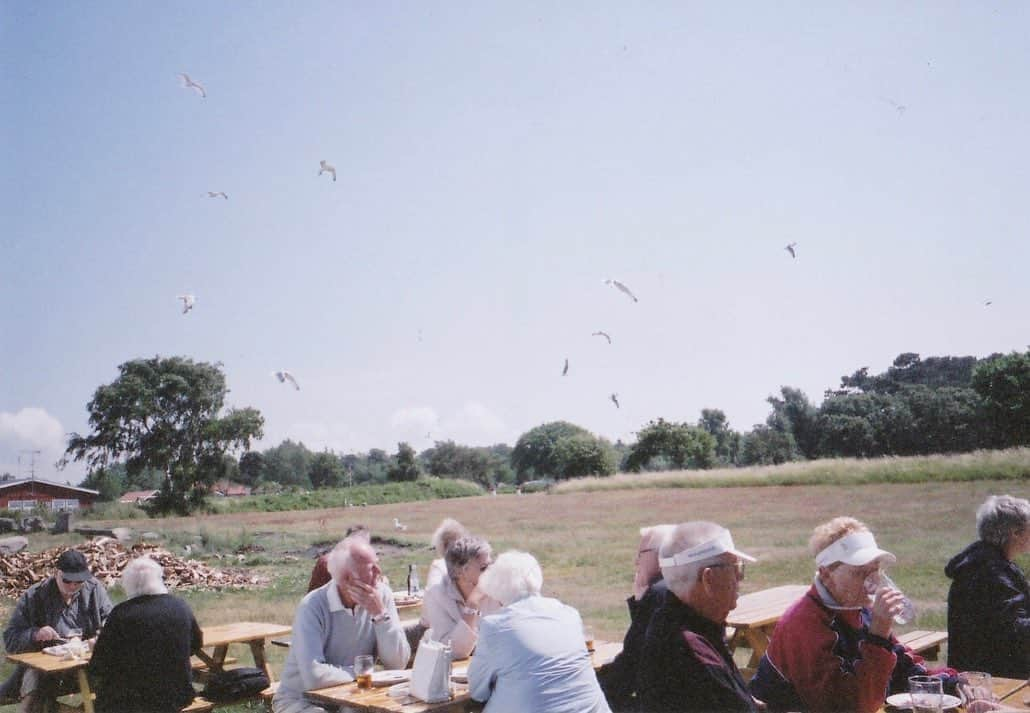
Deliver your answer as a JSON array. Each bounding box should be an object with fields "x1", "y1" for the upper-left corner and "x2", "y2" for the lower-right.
[{"x1": 2, "y1": 2, "x2": 1027, "y2": 483}]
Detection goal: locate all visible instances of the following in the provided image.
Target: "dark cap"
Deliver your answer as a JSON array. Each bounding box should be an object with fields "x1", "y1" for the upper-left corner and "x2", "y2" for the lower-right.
[{"x1": 55, "y1": 550, "x2": 90, "y2": 581}]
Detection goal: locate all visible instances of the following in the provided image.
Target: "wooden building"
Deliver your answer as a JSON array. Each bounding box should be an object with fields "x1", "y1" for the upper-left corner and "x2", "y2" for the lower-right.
[{"x1": 0, "y1": 478, "x2": 99, "y2": 512}]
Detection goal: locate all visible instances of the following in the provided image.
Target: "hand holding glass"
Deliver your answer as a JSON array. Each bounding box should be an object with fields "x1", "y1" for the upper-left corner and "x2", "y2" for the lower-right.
[{"x1": 864, "y1": 571, "x2": 915, "y2": 625}]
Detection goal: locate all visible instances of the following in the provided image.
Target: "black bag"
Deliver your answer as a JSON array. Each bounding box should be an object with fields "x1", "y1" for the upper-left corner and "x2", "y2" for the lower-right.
[{"x1": 202, "y1": 666, "x2": 270, "y2": 702}]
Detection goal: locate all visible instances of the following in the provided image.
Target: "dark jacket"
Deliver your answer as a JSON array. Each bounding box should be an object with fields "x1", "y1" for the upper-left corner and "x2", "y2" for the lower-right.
[
  {"x1": 945, "y1": 540, "x2": 1030, "y2": 678},
  {"x1": 88, "y1": 593, "x2": 203, "y2": 713},
  {"x1": 597, "y1": 580, "x2": 667, "y2": 711},
  {"x1": 638, "y1": 594, "x2": 758, "y2": 713},
  {"x1": 3, "y1": 576, "x2": 113, "y2": 654}
]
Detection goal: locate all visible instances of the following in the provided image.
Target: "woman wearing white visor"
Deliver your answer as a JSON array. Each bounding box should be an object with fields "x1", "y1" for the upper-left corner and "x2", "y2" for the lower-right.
[{"x1": 749, "y1": 517, "x2": 954, "y2": 713}]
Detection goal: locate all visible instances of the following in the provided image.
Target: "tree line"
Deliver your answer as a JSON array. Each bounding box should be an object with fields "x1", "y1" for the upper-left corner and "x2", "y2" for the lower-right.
[{"x1": 69, "y1": 350, "x2": 1029, "y2": 513}]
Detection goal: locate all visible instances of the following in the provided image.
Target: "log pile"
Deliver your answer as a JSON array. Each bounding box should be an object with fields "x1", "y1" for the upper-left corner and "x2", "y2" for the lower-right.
[{"x1": 0, "y1": 540, "x2": 268, "y2": 598}]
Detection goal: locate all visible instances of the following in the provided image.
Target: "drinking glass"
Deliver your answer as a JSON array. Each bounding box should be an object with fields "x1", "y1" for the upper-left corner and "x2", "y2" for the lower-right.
[
  {"x1": 583, "y1": 625, "x2": 595, "y2": 653},
  {"x1": 354, "y1": 654, "x2": 374, "y2": 690},
  {"x1": 957, "y1": 671, "x2": 993, "y2": 707},
  {"x1": 864, "y1": 571, "x2": 916, "y2": 625},
  {"x1": 909, "y1": 675, "x2": 943, "y2": 713}
]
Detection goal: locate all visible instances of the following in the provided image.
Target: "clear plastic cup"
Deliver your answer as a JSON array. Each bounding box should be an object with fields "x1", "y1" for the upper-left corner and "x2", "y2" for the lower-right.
[{"x1": 864, "y1": 571, "x2": 916, "y2": 625}]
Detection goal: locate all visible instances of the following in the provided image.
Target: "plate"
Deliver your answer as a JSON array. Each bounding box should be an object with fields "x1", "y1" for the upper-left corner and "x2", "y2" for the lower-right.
[
  {"x1": 451, "y1": 665, "x2": 468, "y2": 683},
  {"x1": 387, "y1": 683, "x2": 411, "y2": 698},
  {"x1": 372, "y1": 670, "x2": 411, "y2": 687},
  {"x1": 885, "y1": 693, "x2": 962, "y2": 710}
]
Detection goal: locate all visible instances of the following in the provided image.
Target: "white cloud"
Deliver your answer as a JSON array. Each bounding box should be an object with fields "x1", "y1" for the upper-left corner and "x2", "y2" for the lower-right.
[
  {"x1": 0, "y1": 407, "x2": 67, "y2": 479},
  {"x1": 440, "y1": 401, "x2": 509, "y2": 446}
]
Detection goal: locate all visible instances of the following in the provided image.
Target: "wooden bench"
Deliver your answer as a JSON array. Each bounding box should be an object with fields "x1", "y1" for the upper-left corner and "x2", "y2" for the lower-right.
[
  {"x1": 57, "y1": 694, "x2": 215, "y2": 713},
  {"x1": 897, "y1": 630, "x2": 948, "y2": 660}
]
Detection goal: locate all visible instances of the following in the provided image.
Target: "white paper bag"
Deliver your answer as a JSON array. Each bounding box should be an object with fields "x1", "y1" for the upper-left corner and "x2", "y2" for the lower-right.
[{"x1": 409, "y1": 634, "x2": 452, "y2": 703}]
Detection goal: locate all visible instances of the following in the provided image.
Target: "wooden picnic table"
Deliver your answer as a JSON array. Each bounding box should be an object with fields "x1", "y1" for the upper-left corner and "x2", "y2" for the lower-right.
[
  {"x1": 874, "y1": 676, "x2": 1029, "y2": 712},
  {"x1": 725, "y1": 584, "x2": 809, "y2": 669},
  {"x1": 5, "y1": 621, "x2": 291, "y2": 713},
  {"x1": 305, "y1": 640, "x2": 624, "y2": 713}
]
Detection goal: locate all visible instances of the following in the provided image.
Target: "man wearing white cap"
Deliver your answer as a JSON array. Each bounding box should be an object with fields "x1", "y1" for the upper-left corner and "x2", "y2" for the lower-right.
[
  {"x1": 637, "y1": 521, "x2": 763, "y2": 712},
  {"x1": 749, "y1": 517, "x2": 951, "y2": 713}
]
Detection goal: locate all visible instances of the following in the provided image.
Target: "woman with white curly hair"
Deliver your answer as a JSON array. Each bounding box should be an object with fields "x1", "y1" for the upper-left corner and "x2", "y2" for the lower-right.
[
  {"x1": 945, "y1": 494, "x2": 1030, "y2": 678},
  {"x1": 467, "y1": 551, "x2": 611, "y2": 713},
  {"x1": 88, "y1": 556, "x2": 203, "y2": 713}
]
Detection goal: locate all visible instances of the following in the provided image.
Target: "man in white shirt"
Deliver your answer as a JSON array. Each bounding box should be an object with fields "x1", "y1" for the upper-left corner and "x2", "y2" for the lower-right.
[{"x1": 273, "y1": 538, "x2": 410, "y2": 713}]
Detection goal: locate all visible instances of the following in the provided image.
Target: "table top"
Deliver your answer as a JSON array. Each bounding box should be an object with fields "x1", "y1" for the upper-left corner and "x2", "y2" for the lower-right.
[
  {"x1": 875, "y1": 677, "x2": 1029, "y2": 712},
  {"x1": 726, "y1": 584, "x2": 809, "y2": 628},
  {"x1": 201, "y1": 621, "x2": 292, "y2": 647},
  {"x1": 6, "y1": 649, "x2": 88, "y2": 674}
]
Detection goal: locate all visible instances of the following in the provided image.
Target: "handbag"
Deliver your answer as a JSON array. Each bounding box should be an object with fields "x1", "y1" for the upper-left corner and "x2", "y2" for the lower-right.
[
  {"x1": 409, "y1": 633, "x2": 452, "y2": 703},
  {"x1": 202, "y1": 666, "x2": 270, "y2": 702}
]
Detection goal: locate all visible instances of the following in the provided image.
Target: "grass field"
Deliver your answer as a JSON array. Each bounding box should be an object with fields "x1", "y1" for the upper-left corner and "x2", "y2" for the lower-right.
[{"x1": 2, "y1": 477, "x2": 1027, "y2": 712}]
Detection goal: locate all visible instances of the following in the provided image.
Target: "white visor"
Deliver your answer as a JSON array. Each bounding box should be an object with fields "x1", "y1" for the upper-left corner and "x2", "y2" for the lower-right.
[
  {"x1": 815, "y1": 530, "x2": 896, "y2": 568},
  {"x1": 658, "y1": 527, "x2": 757, "y2": 568}
]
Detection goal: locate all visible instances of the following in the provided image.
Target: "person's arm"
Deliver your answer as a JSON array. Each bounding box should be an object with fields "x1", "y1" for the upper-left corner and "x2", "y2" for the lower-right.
[
  {"x1": 467, "y1": 617, "x2": 496, "y2": 704},
  {"x1": 421, "y1": 583, "x2": 478, "y2": 659},
  {"x1": 373, "y1": 587, "x2": 410, "y2": 669},
  {"x1": 292, "y1": 599, "x2": 353, "y2": 690},
  {"x1": 3, "y1": 587, "x2": 44, "y2": 653},
  {"x1": 88, "y1": 582, "x2": 114, "y2": 638}
]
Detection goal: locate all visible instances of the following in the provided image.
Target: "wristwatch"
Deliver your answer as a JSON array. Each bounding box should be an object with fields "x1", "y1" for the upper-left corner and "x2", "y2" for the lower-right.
[
  {"x1": 371, "y1": 612, "x2": 391, "y2": 624},
  {"x1": 460, "y1": 605, "x2": 481, "y2": 617}
]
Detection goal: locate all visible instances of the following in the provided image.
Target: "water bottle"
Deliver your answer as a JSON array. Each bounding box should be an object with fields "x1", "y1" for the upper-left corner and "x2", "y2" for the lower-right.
[
  {"x1": 865, "y1": 571, "x2": 915, "y2": 625},
  {"x1": 407, "y1": 563, "x2": 421, "y2": 596}
]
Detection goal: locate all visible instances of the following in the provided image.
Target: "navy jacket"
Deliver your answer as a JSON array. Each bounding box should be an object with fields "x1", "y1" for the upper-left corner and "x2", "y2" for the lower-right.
[
  {"x1": 597, "y1": 580, "x2": 667, "y2": 711},
  {"x1": 945, "y1": 540, "x2": 1030, "y2": 678}
]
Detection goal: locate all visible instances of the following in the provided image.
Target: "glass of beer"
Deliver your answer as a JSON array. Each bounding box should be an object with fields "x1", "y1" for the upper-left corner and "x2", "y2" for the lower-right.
[
  {"x1": 583, "y1": 625, "x2": 595, "y2": 653},
  {"x1": 354, "y1": 654, "x2": 374, "y2": 689}
]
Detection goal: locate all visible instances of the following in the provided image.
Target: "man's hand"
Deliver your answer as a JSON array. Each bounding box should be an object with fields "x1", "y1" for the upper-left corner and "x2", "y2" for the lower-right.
[
  {"x1": 33, "y1": 626, "x2": 62, "y2": 643},
  {"x1": 346, "y1": 581, "x2": 385, "y2": 618},
  {"x1": 868, "y1": 586, "x2": 906, "y2": 638}
]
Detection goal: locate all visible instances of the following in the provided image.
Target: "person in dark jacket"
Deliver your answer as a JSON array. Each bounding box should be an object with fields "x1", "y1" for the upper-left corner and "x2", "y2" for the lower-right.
[
  {"x1": 637, "y1": 521, "x2": 762, "y2": 713},
  {"x1": 945, "y1": 494, "x2": 1030, "y2": 678},
  {"x1": 88, "y1": 555, "x2": 203, "y2": 713},
  {"x1": 1, "y1": 549, "x2": 113, "y2": 713},
  {"x1": 597, "y1": 524, "x2": 673, "y2": 712}
]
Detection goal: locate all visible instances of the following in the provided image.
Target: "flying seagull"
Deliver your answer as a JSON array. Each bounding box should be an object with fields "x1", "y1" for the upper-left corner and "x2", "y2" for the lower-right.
[
  {"x1": 394, "y1": 517, "x2": 408, "y2": 531},
  {"x1": 610, "y1": 393, "x2": 620, "y2": 409},
  {"x1": 273, "y1": 370, "x2": 300, "y2": 391},
  {"x1": 562, "y1": 358, "x2": 569, "y2": 376},
  {"x1": 604, "y1": 278, "x2": 638, "y2": 303},
  {"x1": 177, "y1": 73, "x2": 206, "y2": 98},
  {"x1": 785, "y1": 242, "x2": 798, "y2": 258},
  {"x1": 176, "y1": 294, "x2": 195, "y2": 314},
  {"x1": 319, "y1": 160, "x2": 337, "y2": 182},
  {"x1": 880, "y1": 97, "x2": 906, "y2": 115},
  {"x1": 592, "y1": 331, "x2": 612, "y2": 344},
  {"x1": 984, "y1": 299, "x2": 993, "y2": 306},
  {"x1": 206, "y1": 191, "x2": 228, "y2": 200}
]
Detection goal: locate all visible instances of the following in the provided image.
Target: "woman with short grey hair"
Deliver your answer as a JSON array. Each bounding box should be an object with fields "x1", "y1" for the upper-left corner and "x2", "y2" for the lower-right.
[
  {"x1": 88, "y1": 557, "x2": 202, "y2": 713},
  {"x1": 945, "y1": 494, "x2": 1030, "y2": 678},
  {"x1": 468, "y1": 551, "x2": 611, "y2": 713},
  {"x1": 419, "y1": 536, "x2": 498, "y2": 658}
]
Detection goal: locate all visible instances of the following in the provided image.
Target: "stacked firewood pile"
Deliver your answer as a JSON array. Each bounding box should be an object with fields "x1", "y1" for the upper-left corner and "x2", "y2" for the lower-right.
[{"x1": 0, "y1": 540, "x2": 268, "y2": 598}]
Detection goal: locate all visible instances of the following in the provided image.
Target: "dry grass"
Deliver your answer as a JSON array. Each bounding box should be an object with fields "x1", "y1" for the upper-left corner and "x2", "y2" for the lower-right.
[{"x1": 2, "y1": 478, "x2": 1027, "y2": 711}]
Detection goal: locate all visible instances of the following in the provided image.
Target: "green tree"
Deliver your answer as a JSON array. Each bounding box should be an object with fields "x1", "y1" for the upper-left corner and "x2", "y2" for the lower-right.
[
  {"x1": 309, "y1": 451, "x2": 345, "y2": 489},
  {"x1": 389, "y1": 442, "x2": 421, "y2": 482},
  {"x1": 511, "y1": 421, "x2": 611, "y2": 481},
  {"x1": 237, "y1": 451, "x2": 265, "y2": 486},
  {"x1": 766, "y1": 387, "x2": 819, "y2": 459},
  {"x1": 972, "y1": 349, "x2": 1030, "y2": 447},
  {"x1": 262, "y1": 440, "x2": 314, "y2": 488},
  {"x1": 698, "y1": 408, "x2": 742, "y2": 465},
  {"x1": 62, "y1": 356, "x2": 263, "y2": 514},
  {"x1": 625, "y1": 418, "x2": 716, "y2": 472},
  {"x1": 552, "y1": 434, "x2": 616, "y2": 478},
  {"x1": 740, "y1": 425, "x2": 798, "y2": 465}
]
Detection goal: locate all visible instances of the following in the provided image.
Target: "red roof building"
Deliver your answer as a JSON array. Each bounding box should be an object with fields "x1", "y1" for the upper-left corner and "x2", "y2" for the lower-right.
[
  {"x1": 118, "y1": 489, "x2": 160, "y2": 504},
  {"x1": 0, "y1": 478, "x2": 99, "y2": 511}
]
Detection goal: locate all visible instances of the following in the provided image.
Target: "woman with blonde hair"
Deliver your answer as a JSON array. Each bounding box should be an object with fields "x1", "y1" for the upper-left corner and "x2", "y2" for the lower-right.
[{"x1": 426, "y1": 517, "x2": 469, "y2": 589}]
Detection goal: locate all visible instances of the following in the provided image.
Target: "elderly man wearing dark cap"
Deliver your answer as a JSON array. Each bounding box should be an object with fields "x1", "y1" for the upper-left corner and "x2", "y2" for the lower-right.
[{"x1": 2, "y1": 549, "x2": 113, "y2": 713}]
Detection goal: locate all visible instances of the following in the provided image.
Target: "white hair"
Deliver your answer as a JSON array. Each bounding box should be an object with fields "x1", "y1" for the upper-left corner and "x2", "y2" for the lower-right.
[
  {"x1": 660, "y1": 521, "x2": 728, "y2": 596},
  {"x1": 977, "y1": 494, "x2": 1030, "y2": 548},
  {"x1": 327, "y1": 536, "x2": 373, "y2": 583},
  {"x1": 431, "y1": 518, "x2": 468, "y2": 558},
  {"x1": 477, "y1": 550, "x2": 542, "y2": 606},
  {"x1": 640, "y1": 524, "x2": 676, "y2": 553},
  {"x1": 121, "y1": 556, "x2": 168, "y2": 598}
]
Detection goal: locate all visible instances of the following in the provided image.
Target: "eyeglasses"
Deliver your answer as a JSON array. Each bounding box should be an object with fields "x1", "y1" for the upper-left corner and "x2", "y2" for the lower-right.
[{"x1": 707, "y1": 561, "x2": 746, "y2": 579}]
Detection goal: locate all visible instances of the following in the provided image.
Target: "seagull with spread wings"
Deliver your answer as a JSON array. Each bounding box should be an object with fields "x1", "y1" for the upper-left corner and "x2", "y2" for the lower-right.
[
  {"x1": 604, "y1": 278, "x2": 638, "y2": 303},
  {"x1": 610, "y1": 393, "x2": 620, "y2": 409},
  {"x1": 319, "y1": 160, "x2": 337, "y2": 182},
  {"x1": 176, "y1": 294, "x2": 195, "y2": 314},
  {"x1": 785, "y1": 242, "x2": 798, "y2": 258},
  {"x1": 562, "y1": 358, "x2": 569, "y2": 376},
  {"x1": 177, "y1": 73, "x2": 206, "y2": 98},
  {"x1": 206, "y1": 191, "x2": 228, "y2": 200},
  {"x1": 592, "y1": 331, "x2": 612, "y2": 344},
  {"x1": 273, "y1": 370, "x2": 300, "y2": 391}
]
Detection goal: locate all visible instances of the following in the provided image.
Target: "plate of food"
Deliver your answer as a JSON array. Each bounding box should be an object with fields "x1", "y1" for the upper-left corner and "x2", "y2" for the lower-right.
[
  {"x1": 372, "y1": 670, "x2": 411, "y2": 687},
  {"x1": 451, "y1": 665, "x2": 468, "y2": 683},
  {"x1": 885, "y1": 693, "x2": 962, "y2": 710}
]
